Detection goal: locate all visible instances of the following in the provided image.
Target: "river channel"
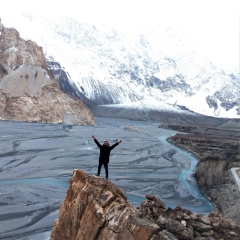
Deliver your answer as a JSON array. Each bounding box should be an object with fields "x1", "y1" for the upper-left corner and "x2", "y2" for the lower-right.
[{"x1": 0, "y1": 117, "x2": 213, "y2": 239}]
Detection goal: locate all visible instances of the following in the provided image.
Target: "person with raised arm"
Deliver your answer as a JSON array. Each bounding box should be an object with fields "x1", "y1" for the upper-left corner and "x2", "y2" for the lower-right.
[{"x1": 92, "y1": 135, "x2": 122, "y2": 179}]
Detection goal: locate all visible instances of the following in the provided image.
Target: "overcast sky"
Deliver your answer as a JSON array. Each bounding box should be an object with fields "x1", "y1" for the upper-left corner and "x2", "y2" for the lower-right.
[{"x1": 1, "y1": 0, "x2": 240, "y2": 71}]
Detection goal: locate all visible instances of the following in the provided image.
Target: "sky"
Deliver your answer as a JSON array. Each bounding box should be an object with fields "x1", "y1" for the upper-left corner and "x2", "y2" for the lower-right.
[{"x1": 1, "y1": 0, "x2": 240, "y2": 72}]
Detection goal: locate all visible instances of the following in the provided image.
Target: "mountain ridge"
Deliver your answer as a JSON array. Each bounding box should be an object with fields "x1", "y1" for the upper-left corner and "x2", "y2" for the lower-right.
[{"x1": 1, "y1": 14, "x2": 239, "y2": 120}]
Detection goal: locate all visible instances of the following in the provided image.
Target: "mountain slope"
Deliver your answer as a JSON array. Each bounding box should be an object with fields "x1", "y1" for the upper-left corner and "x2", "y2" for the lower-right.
[
  {"x1": 2, "y1": 13, "x2": 239, "y2": 120},
  {"x1": 0, "y1": 25, "x2": 95, "y2": 125}
]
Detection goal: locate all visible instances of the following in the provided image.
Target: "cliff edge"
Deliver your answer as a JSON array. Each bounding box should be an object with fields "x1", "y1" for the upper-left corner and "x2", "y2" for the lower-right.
[
  {"x1": 51, "y1": 170, "x2": 240, "y2": 240},
  {"x1": 0, "y1": 23, "x2": 95, "y2": 125}
]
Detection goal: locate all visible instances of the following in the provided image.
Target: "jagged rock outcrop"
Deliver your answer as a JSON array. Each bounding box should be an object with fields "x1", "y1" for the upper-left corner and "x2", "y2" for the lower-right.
[
  {"x1": 51, "y1": 170, "x2": 240, "y2": 240},
  {"x1": 0, "y1": 24, "x2": 95, "y2": 125}
]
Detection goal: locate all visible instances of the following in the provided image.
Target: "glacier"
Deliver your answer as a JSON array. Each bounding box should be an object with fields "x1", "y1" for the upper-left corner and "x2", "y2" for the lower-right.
[{"x1": 1, "y1": 11, "x2": 239, "y2": 119}]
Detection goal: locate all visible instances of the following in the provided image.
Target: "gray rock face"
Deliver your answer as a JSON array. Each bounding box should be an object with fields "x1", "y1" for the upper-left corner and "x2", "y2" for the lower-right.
[{"x1": 0, "y1": 25, "x2": 95, "y2": 125}]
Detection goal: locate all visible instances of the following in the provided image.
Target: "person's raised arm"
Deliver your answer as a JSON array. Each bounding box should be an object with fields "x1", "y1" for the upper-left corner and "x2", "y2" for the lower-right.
[
  {"x1": 110, "y1": 139, "x2": 122, "y2": 150},
  {"x1": 92, "y1": 135, "x2": 101, "y2": 148}
]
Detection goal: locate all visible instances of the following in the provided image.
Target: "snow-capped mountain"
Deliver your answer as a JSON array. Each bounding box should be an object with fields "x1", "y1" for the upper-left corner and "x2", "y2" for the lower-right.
[{"x1": 1, "y1": 12, "x2": 240, "y2": 119}]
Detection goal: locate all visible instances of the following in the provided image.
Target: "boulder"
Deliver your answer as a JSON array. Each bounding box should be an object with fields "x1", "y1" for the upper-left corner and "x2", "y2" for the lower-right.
[{"x1": 51, "y1": 170, "x2": 240, "y2": 240}]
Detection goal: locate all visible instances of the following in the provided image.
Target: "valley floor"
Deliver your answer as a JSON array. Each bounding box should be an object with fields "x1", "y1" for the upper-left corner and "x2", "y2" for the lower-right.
[
  {"x1": 167, "y1": 124, "x2": 240, "y2": 227},
  {"x1": 0, "y1": 117, "x2": 213, "y2": 239}
]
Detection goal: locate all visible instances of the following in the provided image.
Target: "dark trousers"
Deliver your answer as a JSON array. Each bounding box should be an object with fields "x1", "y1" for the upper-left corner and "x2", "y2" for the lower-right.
[{"x1": 97, "y1": 163, "x2": 108, "y2": 178}]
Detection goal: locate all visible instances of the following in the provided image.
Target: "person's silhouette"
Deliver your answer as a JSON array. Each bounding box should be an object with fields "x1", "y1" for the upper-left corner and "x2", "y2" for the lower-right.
[{"x1": 92, "y1": 135, "x2": 122, "y2": 179}]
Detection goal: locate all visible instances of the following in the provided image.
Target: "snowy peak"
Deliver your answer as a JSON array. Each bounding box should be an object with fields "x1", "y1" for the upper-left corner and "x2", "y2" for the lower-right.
[{"x1": 1, "y1": 13, "x2": 239, "y2": 119}]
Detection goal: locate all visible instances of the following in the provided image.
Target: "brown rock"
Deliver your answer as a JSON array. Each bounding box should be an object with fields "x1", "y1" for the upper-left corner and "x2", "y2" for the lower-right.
[
  {"x1": 209, "y1": 212, "x2": 222, "y2": 218},
  {"x1": 154, "y1": 199, "x2": 167, "y2": 209},
  {"x1": 51, "y1": 170, "x2": 240, "y2": 240},
  {"x1": 200, "y1": 215, "x2": 211, "y2": 225},
  {"x1": 220, "y1": 217, "x2": 239, "y2": 231},
  {"x1": 0, "y1": 25, "x2": 95, "y2": 125},
  {"x1": 190, "y1": 213, "x2": 199, "y2": 220},
  {"x1": 146, "y1": 194, "x2": 157, "y2": 201},
  {"x1": 51, "y1": 170, "x2": 160, "y2": 240},
  {"x1": 165, "y1": 218, "x2": 193, "y2": 239},
  {"x1": 153, "y1": 206, "x2": 165, "y2": 215},
  {"x1": 190, "y1": 220, "x2": 213, "y2": 233},
  {"x1": 157, "y1": 216, "x2": 166, "y2": 225},
  {"x1": 201, "y1": 229, "x2": 214, "y2": 237},
  {"x1": 212, "y1": 221, "x2": 221, "y2": 229},
  {"x1": 152, "y1": 230, "x2": 179, "y2": 240},
  {"x1": 164, "y1": 208, "x2": 184, "y2": 220}
]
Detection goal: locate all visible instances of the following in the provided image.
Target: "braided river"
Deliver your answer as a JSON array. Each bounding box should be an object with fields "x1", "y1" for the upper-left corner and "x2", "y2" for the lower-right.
[{"x1": 0, "y1": 117, "x2": 213, "y2": 239}]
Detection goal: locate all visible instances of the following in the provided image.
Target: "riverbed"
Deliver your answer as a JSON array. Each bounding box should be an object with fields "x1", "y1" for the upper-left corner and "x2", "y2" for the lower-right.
[{"x1": 0, "y1": 117, "x2": 213, "y2": 239}]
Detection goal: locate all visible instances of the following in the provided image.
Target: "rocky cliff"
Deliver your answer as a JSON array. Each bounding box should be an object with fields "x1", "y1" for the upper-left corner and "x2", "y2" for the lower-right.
[
  {"x1": 51, "y1": 170, "x2": 240, "y2": 240},
  {"x1": 0, "y1": 24, "x2": 95, "y2": 125}
]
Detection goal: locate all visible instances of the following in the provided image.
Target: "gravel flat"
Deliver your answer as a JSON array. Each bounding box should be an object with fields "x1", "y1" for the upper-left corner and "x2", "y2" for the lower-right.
[{"x1": 0, "y1": 117, "x2": 213, "y2": 239}]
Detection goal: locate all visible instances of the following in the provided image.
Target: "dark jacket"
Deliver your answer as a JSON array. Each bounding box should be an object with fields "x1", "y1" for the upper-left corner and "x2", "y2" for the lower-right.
[{"x1": 94, "y1": 139, "x2": 119, "y2": 164}]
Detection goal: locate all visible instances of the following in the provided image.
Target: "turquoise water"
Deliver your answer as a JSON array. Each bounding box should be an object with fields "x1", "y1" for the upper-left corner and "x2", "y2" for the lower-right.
[
  {"x1": 0, "y1": 118, "x2": 214, "y2": 239},
  {"x1": 159, "y1": 136, "x2": 213, "y2": 212}
]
